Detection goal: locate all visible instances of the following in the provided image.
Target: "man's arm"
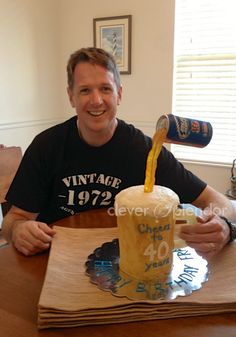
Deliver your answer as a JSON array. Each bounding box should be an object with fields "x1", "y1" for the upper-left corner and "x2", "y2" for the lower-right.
[
  {"x1": 192, "y1": 184, "x2": 236, "y2": 221},
  {"x1": 2, "y1": 206, "x2": 56, "y2": 256},
  {"x1": 180, "y1": 185, "x2": 236, "y2": 260}
]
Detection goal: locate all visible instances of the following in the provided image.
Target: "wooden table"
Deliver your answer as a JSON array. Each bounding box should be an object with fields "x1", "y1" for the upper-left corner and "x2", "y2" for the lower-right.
[{"x1": 1, "y1": 208, "x2": 236, "y2": 337}]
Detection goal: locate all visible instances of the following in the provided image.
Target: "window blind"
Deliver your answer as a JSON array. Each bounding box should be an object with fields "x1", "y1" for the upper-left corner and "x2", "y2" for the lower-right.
[{"x1": 172, "y1": 0, "x2": 236, "y2": 165}]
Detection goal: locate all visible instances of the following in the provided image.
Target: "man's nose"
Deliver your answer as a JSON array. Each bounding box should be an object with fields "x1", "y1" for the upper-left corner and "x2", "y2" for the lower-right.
[{"x1": 90, "y1": 90, "x2": 103, "y2": 105}]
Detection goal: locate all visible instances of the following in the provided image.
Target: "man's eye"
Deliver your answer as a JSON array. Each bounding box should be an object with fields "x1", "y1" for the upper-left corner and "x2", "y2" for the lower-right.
[
  {"x1": 80, "y1": 88, "x2": 89, "y2": 95},
  {"x1": 101, "y1": 86, "x2": 112, "y2": 93}
]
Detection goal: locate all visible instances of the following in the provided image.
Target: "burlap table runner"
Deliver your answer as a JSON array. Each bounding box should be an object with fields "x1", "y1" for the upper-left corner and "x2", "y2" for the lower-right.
[{"x1": 38, "y1": 226, "x2": 236, "y2": 329}]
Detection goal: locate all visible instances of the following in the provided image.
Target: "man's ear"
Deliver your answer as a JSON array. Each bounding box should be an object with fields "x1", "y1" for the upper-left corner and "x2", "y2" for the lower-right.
[
  {"x1": 117, "y1": 85, "x2": 122, "y2": 105},
  {"x1": 67, "y1": 87, "x2": 75, "y2": 107}
]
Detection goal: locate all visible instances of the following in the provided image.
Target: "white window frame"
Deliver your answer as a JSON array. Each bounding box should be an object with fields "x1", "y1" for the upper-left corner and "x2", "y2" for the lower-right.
[{"x1": 172, "y1": 0, "x2": 236, "y2": 166}]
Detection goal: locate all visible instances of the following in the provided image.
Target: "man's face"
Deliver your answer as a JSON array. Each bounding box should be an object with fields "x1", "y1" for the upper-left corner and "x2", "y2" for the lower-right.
[{"x1": 67, "y1": 62, "x2": 122, "y2": 144}]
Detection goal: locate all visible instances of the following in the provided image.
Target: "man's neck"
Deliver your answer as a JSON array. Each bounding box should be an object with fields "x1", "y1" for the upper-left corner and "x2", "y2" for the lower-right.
[{"x1": 77, "y1": 118, "x2": 118, "y2": 147}]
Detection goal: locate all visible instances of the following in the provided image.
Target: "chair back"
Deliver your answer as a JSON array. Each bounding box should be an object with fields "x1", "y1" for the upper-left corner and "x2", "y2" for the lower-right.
[{"x1": 0, "y1": 146, "x2": 22, "y2": 215}]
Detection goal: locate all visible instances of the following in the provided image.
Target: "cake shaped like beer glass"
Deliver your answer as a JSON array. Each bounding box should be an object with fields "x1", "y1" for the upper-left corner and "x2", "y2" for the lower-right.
[{"x1": 115, "y1": 185, "x2": 179, "y2": 281}]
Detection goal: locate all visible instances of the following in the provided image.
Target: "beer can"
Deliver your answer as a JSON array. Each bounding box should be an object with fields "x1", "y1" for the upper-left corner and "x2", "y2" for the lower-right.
[{"x1": 156, "y1": 114, "x2": 213, "y2": 148}]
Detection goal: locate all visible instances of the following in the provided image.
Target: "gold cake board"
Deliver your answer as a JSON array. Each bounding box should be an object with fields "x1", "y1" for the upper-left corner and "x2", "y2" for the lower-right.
[{"x1": 38, "y1": 226, "x2": 236, "y2": 329}]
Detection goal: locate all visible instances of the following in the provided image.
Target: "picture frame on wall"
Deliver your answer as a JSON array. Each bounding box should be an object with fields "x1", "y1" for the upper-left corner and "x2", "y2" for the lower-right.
[{"x1": 93, "y1": 15, "x2": 132, "y2": 74}]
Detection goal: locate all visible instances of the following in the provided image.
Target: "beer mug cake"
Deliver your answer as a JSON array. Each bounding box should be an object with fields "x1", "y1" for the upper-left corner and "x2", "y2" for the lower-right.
[{"x1": 115, "y1": 185, "x2": 180, "y2": 281}]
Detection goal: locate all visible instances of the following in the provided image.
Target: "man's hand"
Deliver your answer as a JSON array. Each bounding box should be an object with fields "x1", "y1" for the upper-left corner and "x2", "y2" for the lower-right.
[
  {"x1": 12, "y1": 220, "x2": 56, "y2": 256},
  {"x1": 179, "y1": 211, "x2": 230, "y2": 260},
  {"x1": 2, "y1": 206, "x2": 56, "y2": 256}
]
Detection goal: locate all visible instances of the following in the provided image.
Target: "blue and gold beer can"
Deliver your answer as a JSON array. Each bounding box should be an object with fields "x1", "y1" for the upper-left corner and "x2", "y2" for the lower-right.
[{"x1": 156, "y1": 114, "x2": 213, "y2": 148}]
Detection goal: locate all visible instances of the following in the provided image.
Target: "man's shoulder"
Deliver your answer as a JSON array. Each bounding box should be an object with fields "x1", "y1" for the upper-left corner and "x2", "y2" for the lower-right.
[
  {"x1": 25, "y1": 116, "x2": 77, "y2": 156},
  {"x1": 36, "y1": 116, "x2": 76, "y2": 139},
  {"x1": 117, "y1": 119, "x2": 151, "y2": 143},
  {"x1": 31, "y1": 116, "x2": 76, "y2": 146}
]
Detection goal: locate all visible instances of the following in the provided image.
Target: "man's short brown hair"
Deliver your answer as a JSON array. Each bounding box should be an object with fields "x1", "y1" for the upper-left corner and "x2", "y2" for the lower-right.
[{"x1": 67, "y1": 47, "x2": 121, "y2": 90}]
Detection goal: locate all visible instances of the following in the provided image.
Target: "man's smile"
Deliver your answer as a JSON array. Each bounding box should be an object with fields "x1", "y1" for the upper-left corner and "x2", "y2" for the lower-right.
[{"x1": 88, "y1": 111, "x2": 106, "y2": 117}]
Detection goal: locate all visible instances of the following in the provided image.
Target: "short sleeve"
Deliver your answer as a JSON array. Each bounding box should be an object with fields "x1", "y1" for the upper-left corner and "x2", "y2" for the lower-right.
[{"x1": 156, "y1": 147, "x2": 207, "y2": 203}]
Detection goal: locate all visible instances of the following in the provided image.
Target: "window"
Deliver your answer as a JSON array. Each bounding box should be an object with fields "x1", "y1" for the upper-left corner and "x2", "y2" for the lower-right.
[{"x1": 172, "y1": 0, "x2": 236, "y2": 165}]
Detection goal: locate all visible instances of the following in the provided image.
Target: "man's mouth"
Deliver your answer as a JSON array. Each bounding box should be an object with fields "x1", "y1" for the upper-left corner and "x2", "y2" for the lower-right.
[{"x1": 88, "y1": 111, "x2": 105, "y2": 117}]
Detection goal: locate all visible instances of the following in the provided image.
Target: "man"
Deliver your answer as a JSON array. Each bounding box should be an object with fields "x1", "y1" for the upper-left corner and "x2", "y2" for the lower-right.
[{"x1": 2, "y1": 47, "x2": 235, "y2": 258}]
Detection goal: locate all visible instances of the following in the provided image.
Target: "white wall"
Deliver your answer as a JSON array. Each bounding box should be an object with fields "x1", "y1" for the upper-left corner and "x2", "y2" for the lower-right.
[
  {"x1": 0, "y1": 0, "x2": 68, "y2": 151},
  {"x1": 182, "y1": 161, "x2": 232, "y2": 195}
]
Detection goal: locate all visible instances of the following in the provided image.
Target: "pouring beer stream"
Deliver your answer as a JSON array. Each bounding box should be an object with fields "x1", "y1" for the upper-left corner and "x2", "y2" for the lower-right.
[
  {"x1": 144, "y1": 114, "x2": 213, "y2": 193},
  {"x1": 144, "y1": 127, "x2": 167, "y2": 193}
]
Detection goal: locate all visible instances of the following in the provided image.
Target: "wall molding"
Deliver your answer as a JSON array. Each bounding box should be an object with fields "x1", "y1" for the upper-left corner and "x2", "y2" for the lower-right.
[
  {"x1": 125, "y1": 119, "x2": 155, "y2": 136},
  {"x1": 0, "y1": 117, "x2": 66, "y2": 130},
  {"x1": 0, "y1": 118, "x2": 156, "y2": 132},
  {"x1": 126, "y1": 119, "x2": 155, "y2": 128}
]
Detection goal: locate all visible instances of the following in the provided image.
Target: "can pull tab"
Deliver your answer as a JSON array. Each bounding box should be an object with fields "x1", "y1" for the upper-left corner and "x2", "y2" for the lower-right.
[{"x1": 231, "y1": 159, "x2": 236, "y2": 179}]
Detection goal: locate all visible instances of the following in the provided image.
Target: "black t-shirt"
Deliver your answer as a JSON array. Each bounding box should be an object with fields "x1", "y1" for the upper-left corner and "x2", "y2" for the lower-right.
[{"x1": 6, "y1": 117, "x2": 206, "y2": 224}]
